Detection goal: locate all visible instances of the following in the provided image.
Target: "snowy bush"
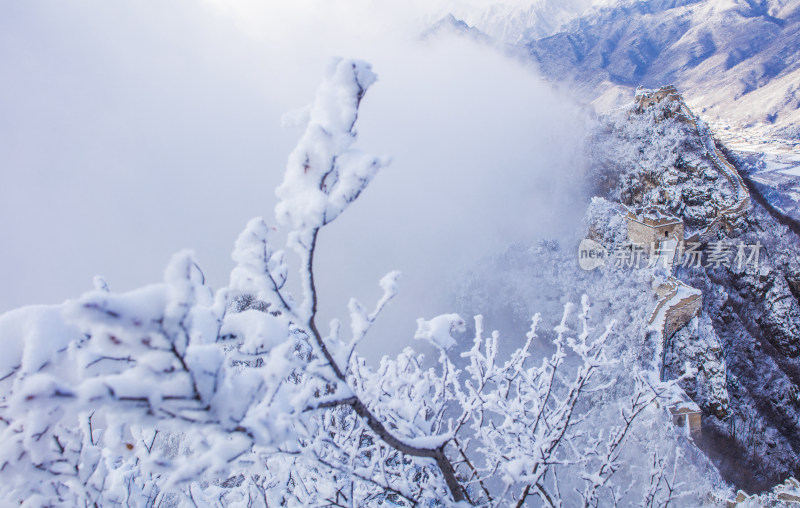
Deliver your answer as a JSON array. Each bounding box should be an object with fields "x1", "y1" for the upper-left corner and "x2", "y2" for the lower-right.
[{"x1": 0, "y1": 58, "x2": 720, "y2": 506}]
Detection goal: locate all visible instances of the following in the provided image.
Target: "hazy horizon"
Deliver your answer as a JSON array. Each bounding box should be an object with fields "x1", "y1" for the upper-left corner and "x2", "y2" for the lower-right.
[{"x1": 0, "y1": 1, "x2": 591, "y2": 357}]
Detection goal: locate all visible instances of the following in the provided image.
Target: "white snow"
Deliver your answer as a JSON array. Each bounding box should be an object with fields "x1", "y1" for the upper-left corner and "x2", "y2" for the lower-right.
[
  {"x1": 0, "y1": 305, "x2": 81, "y2": 381},
  {"x1": 414, "y1": 313, "x2": 465, "y2": 350},
  {"x1": 274, "y1": 58, "x2": 389, "y2": 239},
  {"x1": 219, "y1": 310, "x2": 290, "y2": 354}
]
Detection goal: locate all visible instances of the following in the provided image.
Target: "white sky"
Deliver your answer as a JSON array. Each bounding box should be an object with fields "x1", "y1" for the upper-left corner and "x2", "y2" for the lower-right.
[{"x1": 0, "y1": 0, "x2": 589, "y2": 356}]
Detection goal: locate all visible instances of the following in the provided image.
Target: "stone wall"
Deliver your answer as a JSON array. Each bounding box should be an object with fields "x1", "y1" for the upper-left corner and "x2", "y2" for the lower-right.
[
  {"x1": 627, "y1": 219, "x2": 654, "y2": 248},
  {"x1": 665, "y1": 293, "x2": 703, "y2": 338}
]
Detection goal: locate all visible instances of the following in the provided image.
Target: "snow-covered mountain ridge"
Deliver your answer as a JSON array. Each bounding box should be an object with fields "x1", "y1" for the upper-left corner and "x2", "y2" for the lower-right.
[
  {"x1": 591, "y1": 88, "x2": 800, "y2": 492},
  {"x1": 449, "y1": 0, "x2": 800, "y2": 141},
  {"x1": 457, "y1": 84, "x2": 800, "y2": 495},
  {"x1": 446, "y1": 0, "x2": 613, "y2": 43}
]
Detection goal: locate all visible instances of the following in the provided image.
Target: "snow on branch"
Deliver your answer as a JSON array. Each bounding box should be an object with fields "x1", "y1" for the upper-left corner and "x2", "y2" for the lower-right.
[
  {"x1": 275, "y1": 58, "x2": 390, "y2": 243},
  {"x1": 0, "y1": 58, "x2": 695, "y2": 507},
  {"x1": 274, "y1": 57, "x2": 390, "y2": 322},
  {"x1": 229, "y1": 217, "x2": 292, "y2": 314}
]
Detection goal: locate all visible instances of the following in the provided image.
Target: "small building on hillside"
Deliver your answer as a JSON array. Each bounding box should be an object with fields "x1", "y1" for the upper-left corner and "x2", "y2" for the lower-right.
[
  {"x1": 668, "y1": 400, "x2": 702, "y2": 436},
  {"x1": 626, "y1": 206, "x2": 684, "y2": 253}
]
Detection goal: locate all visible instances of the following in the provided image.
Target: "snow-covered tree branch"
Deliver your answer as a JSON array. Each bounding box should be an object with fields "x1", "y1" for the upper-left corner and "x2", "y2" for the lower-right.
[{"x1": 0, "y1": 58, "x2": 687, "y2": 506}]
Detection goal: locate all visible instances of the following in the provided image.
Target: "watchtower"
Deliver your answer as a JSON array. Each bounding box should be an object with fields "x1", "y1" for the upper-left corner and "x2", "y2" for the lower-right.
[
  {"x1": 668, "y1": 401, "x2": 702, "y2": 436},
  {"x1": 626, "y1": 206, "x2": 684, "y2": 254}
]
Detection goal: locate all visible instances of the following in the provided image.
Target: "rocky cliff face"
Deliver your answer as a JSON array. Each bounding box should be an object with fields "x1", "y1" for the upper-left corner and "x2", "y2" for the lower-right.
[
  {"x1": 663, "y1": 313, "x2": 729, "y2": 419},
  {"x1": 679, "y1": 175, "x2": 800, "y2": 491},
  {"x1": 590, "y1": 92, "x2": 800, "y2": 491}
]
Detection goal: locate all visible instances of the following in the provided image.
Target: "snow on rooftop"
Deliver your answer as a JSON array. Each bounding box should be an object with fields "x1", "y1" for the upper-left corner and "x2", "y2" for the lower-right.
[{"x1": 627, "y1": 206, "x2": 682, "y2": 224}]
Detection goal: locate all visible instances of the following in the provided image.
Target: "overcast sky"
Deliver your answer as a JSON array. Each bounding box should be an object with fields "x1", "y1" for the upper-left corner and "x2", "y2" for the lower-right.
[{"x1": 0, "y1": 0, "x2": 590, "y2": 356}]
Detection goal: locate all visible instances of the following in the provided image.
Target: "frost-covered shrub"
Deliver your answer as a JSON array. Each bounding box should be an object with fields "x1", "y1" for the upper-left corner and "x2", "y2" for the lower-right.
[
  {"x1": 0, "y1": 59, "x2": 727, "y2": 506},
  {"x1": 585, "y1": 196, "x2": 628, "y2": 249}
]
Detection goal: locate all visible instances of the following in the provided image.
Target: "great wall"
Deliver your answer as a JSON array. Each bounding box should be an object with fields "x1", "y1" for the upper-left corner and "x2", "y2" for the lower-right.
[
  {"x1": 633, "y1": 85, "x2": 751, "y2": 336},
  {"x1": 639, "y1": 88, "x2": 800, "y2": 507},
  {"x1": 637, "y1": 86, "x2": 752, "y2": 242},
  {"x1": 631, "y1": 86, "x2": 753, "y2": 437},
  {"x1": 584, "y1": 86, "x2": 800, "y2": 501}
]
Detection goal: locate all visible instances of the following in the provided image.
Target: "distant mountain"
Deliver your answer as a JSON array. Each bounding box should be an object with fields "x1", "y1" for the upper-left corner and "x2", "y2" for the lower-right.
[
  {"x1": 521, "y1": 0, "x2": 800, "y2": 139},
  {"x1": 421, "y1": 13, "x2": 493, "y2": 42},
  {"x1": 443, "y1": 0, "x2": 800, "y2": 141},
  {"x1": 448, "y1": 0, "x2": 611, "y2": 43}
]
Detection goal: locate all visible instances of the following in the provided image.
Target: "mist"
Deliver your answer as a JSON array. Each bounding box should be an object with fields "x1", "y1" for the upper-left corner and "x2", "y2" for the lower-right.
[{"x1": 0, "y1": 0, "x2": 590, "y2": 359}]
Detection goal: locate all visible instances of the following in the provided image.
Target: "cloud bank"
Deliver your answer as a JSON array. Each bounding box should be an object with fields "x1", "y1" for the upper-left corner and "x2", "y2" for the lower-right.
[{"x1": 0, "y1": 0, "x2": 589, "y2": 357}]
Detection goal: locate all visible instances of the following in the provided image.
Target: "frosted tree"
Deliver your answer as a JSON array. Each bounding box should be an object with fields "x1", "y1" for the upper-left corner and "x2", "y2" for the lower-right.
[{"x1": 0, "y1": 58, "x2": 703, "y2": 506}]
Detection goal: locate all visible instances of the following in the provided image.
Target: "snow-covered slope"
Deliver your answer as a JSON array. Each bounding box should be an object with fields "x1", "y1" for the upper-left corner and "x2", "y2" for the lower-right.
[
  {"x1": 589, "y1": 91, "x2": 800, "y2": 492},
  {"x1": 515, "y1": 0, "x2": 800, "y2": 140},
  {"x1": 453, "y1": 87, "x2": 800, "y2": 493},
  {"x1": 424, "y1": 3, "x2": 800, "y2": 491},
  {"x1": 447, "y1": 0, "x2": 614, "y2": 43}
]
